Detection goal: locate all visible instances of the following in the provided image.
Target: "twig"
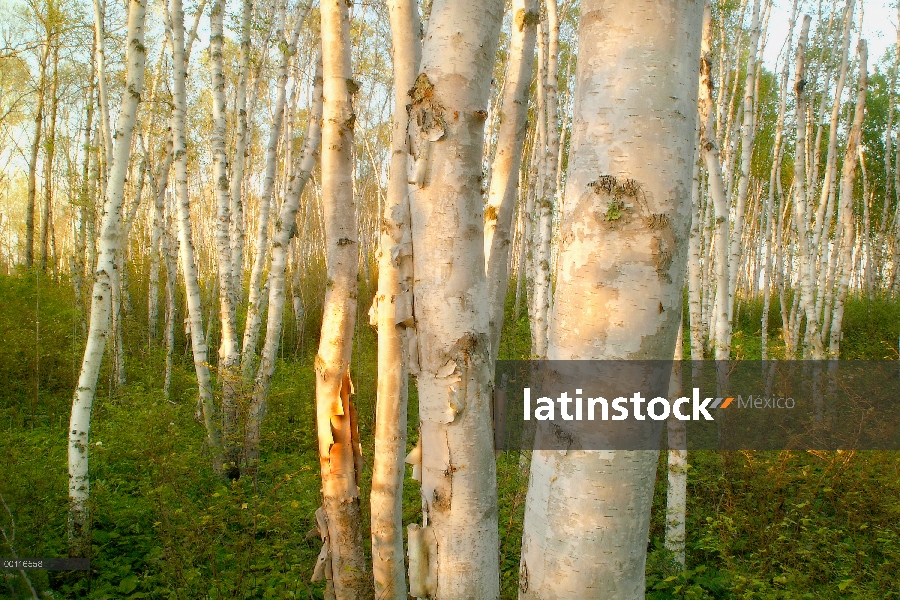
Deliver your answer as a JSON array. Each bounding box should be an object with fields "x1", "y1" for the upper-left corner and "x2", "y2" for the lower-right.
[{"x1": 0, "y1": 493, "x2": 39, "y2": 599}]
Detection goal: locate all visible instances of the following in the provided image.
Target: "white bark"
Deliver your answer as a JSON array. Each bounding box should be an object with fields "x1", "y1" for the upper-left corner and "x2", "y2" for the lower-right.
[
  {"x1": 68, "y1": 0, "x2": 147, "y2": 556},
  {"x1": 245, "y1": 54, "x2": 322, "y2": 473},
  {"x1": 724, "y1": 0, "x2": 761, "y2": 352},
  {"x1": 208, "y1": 0, "x2": 241, "y2": 474},
  {"x1": 698, "y1": 4, "x2": 730, "y2": 361},
  {"x1": 147, "y1": 143, "x2": 173, "y2": 342},
  {"x1": 90, "y1": 0, "x2": 112, "y2": 167},
  {"x1": 484, "y1": 0, "x2": 538, "y2": 365},
  {"x1": 315, "y1": 0, "x2": 371, "y2": 596},
  {"x1": 665, "y1": 323, "x2": 686, "y2": 566},
  {"x1": 828, "y1": 40, "x2": 867, "y2": 357},
  {"x1": 229, "y1": 0, "x2": 252, "y2": 299},
  {"x1": 687, "y1": 128, "x2": 704, "y2": 359},
  {"x1": 241, "y1": 0, "x2": 302, "y2": 376},
  {"x1": 518, "y1": 1, "x2": 703, "y2": 598},
  {"x1": 370, "y1": 1, "x2": 420, "y2": 597},
  {"x1": 791, "y1": 15, "x2": 825, "y2": 359},
  {"x1": 531, "y1": 0, "x2": 560, "y2": 359},
  {"x1": 168, "y1": 0, "x2": 223, "y2": 468},
  {"x1": 406, "y1": 0, "x2": 504, "y2": 597}
]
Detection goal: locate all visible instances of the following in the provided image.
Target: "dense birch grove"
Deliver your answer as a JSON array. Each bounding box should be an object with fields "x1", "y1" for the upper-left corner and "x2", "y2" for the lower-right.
[{"x1": 2, "y1": 0, "x2": 900, "y2": 597}]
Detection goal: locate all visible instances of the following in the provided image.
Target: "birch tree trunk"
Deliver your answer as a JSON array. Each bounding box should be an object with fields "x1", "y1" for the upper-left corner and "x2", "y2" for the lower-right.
[
  {"x1": 313, "y1": 1, "x2": 372, "y2": 596},
  {"x1": 369, "y1": 1, "x2": 420, "y2": 597},
  {"x1": 241, "y1": 0, "x2": 300, "y2": 376},
  {"x1": 68, "y1": 0, "x2": 147, "y2": 556},
  {"x1": 665, "y1": 323, "x2": 686, "y2": 567},
  {"x1": 484, "y1": 0, "x2": 538, "y2": 365},
  {"x1": 791, "y1": 15, "x2": 825, "y2": 359},
  {"x1": 208, "y1": 0, "x2": 242, "y2": 475},
  {"x1": 724, "y1": 0, "x2": 761, "y2": 352},
  {"x1": 245, "y1": 55, "x2": 322, "y2": 474},
  {"x1": 531, "y1": 0, "x2": 560, "y2": 359},
  {"x1": 25, "y1": 33, "x2": 51, "y2": 269},
  {"x1": 518, "y1": 2, "x2": 703, "y2": 597},
  {"x1": 828, "y1": 40, "x2": 867, "y2": 357},
  {"x1": 698, "y1": 3, "x2": 730, "y2": 361},
  {"x1": 169, "y1": 0, "x2": 223, "y2": 469},
  {"x1": 148, "y1": 144, "x2": 173, "y2": 343},
  {"x1": 405, "y1": 0, "x2": 504, "y2": 597},
  {"x1": 229, "y1": 0, "x2": 252, "y2": 296}
]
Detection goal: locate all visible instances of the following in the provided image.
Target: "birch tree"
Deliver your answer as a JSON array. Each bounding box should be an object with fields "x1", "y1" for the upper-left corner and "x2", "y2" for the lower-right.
[
  {"x1": 245, "y1": 53, "x2": 323, "y2": 474},
  {"x1": 828, "y1": 40, "x2": 867, "y2": 356},
  {"x1": 312, "y1": 0, "x2": 371, "y2": 596},
  {"x1": 665, "y1": 323, "x2": 686, "y2": 567},
  {"x1": 168, "y1": 0, "x2": 223, "y2": 468},
  {"x1": 369, "y1": 0, "x2": 420, "y2": 597},
  {"x1": 405, "y1": 0, "x2": 504, "y2": 597},
  {"x1": 208, "y1": 0, "x2": 241, "y2": 474},
  {"x1": 484, "y1": 0, "x2": 538, "y2": 365},
  {"x1": 68, "y1": 0, "x2": 147, "y2": 556},
  {"x1": 518, "y1": 1, "x2": 703, "y2": 597}
]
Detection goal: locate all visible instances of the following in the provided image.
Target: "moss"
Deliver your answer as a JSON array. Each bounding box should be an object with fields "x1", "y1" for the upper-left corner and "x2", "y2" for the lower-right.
[
  {"x1": 605, "y1": 198, "x2": 625, "y2": 221},
  {"x1": 408, "y1": 72, "x2": 436, "y2": 105},
  {"x1": 514, "y1": 9, "x2": 541, "y2": 32}
]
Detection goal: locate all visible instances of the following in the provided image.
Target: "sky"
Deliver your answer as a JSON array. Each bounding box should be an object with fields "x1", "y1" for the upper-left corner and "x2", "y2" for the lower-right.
[{"x1": 764, "y1": 0, "x2": 898, "y2": 70}]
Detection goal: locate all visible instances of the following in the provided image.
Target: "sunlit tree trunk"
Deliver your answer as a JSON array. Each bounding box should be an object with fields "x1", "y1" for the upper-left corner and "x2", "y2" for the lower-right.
[
  {"x1": 369, "y1": 1, "x2": 420, "y2": 597},
  {"x1": 665, "y1": 323, "x2": 686, "y2": 567},
  {"x1": 698, "y1": 4, "x2": 730, "y2": 361},
  {"x1": 207, "y1": 0, "x2": 242, "y2": 475},
  {"x1": 25, "y1": 30, "x2": 52, "y2": 268},
  {"x1": 312, "y1": 0, "x2": 372, "y2": 596},
  {"x1": 687, "y1": 127, "x2": 704, "y2": 358},
  {"x1": 828, "y1": 40, "x2": 866, "y2": 357},
  {"x1": 791, "y1": 15, "x2": 825, "y2": 359},
  {"x1": 518, "y1": 2, "x2": 702, "y2": 597},
  {"x1": 724, "y1": 0, "x2": 761, "y2": 352},
  {"x1": 484, "y1": 0, "x2": 537, "y2": 365},
  {"x1": 68, "y1": 0, "x2": 147, "y2": 556},
  {"x1": 241, "y1": 0, "x2": 295, "y2": 376},
  {"x1": 405, "y1": 1, "x2": 504, "y2": 597},
  {"x1": 39, "y1": 43, "x2": 60, "y2": 273},
  {"x1": 531, "y1": 0, "x2": 559, "y2": 359},
  {"x1": 229, "y1": 0, "x2": 252, "y2": 301},
  {"x1": 169, "y1": 0, "x2": 223, "y2": 469},
  {"x1": 245, "y1": 54, "x2": 322, "y2": 473}
]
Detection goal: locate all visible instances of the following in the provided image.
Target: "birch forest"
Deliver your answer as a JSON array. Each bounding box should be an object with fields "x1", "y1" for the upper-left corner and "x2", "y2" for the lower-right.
[{"x1": 2, "y1": 0, "x2": 900, "y2": 597}]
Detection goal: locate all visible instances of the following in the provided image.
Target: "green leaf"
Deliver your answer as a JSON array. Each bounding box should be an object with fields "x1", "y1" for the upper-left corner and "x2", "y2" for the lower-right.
[{"x1": 119, "y1": 575, "x2": 138, "y2": 594}]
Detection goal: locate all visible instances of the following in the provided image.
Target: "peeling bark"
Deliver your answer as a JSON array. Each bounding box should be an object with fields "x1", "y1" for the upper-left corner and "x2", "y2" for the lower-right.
[
  {"x1": 407, "y1": 0, "x2": 505, "y2": 597},
  {"x1": 315, "y1": 0, "x2": 372, "y2": 596}
]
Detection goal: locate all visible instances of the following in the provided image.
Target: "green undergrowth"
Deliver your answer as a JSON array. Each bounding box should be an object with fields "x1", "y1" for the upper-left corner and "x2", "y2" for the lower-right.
[{"x1": 1, "y1": 274, "x2": 899, "y2": 598}]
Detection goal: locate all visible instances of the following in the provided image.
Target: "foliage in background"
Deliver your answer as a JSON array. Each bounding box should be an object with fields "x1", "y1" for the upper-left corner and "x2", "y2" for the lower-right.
[{"x1": 1, "y1": 276, "x2": 900, "y2": 598}]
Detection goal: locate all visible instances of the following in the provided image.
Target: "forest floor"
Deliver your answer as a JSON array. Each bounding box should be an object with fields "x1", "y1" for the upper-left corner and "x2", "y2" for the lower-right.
[{"x1": 1, "y1": 273, "x2": 900, "y2": 599}]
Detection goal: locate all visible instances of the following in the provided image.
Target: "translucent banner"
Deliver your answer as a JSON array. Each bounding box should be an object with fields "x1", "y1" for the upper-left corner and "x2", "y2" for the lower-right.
[{"x1": 492, "y1": 361, "x2": 900, "y2": 451}]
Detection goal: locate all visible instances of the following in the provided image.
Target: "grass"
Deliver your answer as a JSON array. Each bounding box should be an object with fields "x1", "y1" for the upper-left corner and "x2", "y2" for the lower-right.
[{"x1": 0, "y1": 273, "x2": 899, "y2": 598}]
